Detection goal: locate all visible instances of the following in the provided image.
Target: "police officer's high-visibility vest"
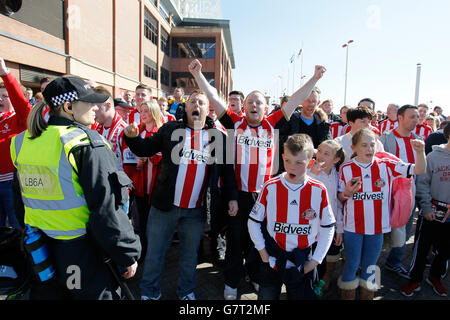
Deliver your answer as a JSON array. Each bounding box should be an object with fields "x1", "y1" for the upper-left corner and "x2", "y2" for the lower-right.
[{"x1": 10, "y1": 125, "x2": 103, "y2": 240}]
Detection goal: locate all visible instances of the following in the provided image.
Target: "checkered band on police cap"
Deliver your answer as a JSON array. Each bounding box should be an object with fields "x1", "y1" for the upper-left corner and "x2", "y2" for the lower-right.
[{"x1": 51, "y1": 90, "x2": 79, "y2": 107}]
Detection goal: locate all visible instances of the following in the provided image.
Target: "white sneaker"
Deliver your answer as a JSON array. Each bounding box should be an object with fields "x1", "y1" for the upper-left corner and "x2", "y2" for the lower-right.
[
  {"x1": 179, "y1": 292, "x2": 196, "y2": 300},
  {"x1": 224, "y1": 285, "x2": 237, "y2": 300}
]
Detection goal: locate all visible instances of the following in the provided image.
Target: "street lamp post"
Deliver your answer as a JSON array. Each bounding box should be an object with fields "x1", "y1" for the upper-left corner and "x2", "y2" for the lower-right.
[{"x1": 342, "y1": 40, "x2": 354, "y2": 105}]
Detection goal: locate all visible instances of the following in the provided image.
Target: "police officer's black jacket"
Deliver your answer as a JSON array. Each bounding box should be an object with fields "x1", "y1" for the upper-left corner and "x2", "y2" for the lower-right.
[
  {"x1": 12, "y1": 117, "x2": 141, "y2": 269},
  {"x1": 123, "y1": 114, "x2": 239, "y2": 212}
]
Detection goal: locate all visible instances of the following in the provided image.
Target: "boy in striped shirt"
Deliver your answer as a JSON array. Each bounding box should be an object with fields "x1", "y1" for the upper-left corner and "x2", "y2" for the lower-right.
[{"x1": 248, "y1": 134, "x2": 335, "y2": 300}]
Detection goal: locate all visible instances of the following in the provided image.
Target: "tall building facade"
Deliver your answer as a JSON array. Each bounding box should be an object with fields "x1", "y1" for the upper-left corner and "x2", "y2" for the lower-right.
[{"x1": 0, "y1": 0, "x2": 234, "y2": 99}]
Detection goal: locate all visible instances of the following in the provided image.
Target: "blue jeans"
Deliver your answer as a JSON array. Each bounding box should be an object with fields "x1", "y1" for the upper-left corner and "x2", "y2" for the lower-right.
[
  {"x1": 0, "y1": 181, "x2": 20, "y2": 229},
  {"x1": 140, "y1": 205, "x2": 206, "y2": 299},
  {"x1": 342, "y1": 231, "x2": 384, "y2": 282}
]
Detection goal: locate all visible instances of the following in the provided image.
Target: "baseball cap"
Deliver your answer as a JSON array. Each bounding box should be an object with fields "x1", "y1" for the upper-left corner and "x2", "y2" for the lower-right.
[
  {"x1": 42, "y1": 76, "x2": 109, "y2": 109},
  {"x1": 114, "y1": 98, "x2": 133, "y2": 109}
]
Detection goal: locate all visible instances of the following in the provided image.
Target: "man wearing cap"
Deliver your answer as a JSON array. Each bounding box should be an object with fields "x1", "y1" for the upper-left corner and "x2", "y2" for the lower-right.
[
  {"x1": 92, "y1": 87, "x2": 129, "y2": 171},
  {"x1": 114, "y1": 97, "x2": 134, "y2": 124},
  {"x1": 10, "y1": 76, "x2": 141, "y2": 300}
]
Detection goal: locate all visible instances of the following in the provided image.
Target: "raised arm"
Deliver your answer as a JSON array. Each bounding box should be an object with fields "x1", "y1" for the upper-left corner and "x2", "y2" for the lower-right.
[
  {"x1": 189, "y1": 59, "x2": 228, "y2": 118},
  {"x1": 282, "y1": 65, "x2": 326, "y2": 120}
]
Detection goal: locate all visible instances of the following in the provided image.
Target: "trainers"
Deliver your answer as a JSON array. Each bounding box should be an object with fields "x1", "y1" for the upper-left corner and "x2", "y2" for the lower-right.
[
  {"x1": 141, "y1": 293, "x2": 161, "y2": 300},
  {"x1": 179, "y1": 292, "x2": 196, "y2": 300},
  {"x1": 400, "y1": 282, "x2": 421, "y2": 297},
  {"x1": 224, "y1": 285, "x2": 237, "y2": 300},
  {"x1": 426, "y1": 276, "x2": 448, "y2": 297},
  {"x1": 385, "y1": 264, "x2": 411, "y2": 279}
]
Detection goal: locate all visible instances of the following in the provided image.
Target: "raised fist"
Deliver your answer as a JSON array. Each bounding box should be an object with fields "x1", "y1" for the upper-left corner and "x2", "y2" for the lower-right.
[
  {"x1": 313, "y1": 65, "x2": 326, "y2": 80},
  {"x1": 188, "y1": 59, "x2": 202, "y2": 75}
]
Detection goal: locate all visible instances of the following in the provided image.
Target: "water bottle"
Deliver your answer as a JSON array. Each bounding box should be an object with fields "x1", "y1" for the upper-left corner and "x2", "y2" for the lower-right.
[
  {"x1": 314, "y1": 280, "x2": 326, "y2": 297},
  {"x1": 24, "y1": 224, "x2": 55, "y2": 282}
]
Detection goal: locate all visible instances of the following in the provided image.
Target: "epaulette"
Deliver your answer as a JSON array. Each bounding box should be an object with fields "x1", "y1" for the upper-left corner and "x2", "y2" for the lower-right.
[{"x1": 70, "y1": 124, "x2": 108, "y2": 148}]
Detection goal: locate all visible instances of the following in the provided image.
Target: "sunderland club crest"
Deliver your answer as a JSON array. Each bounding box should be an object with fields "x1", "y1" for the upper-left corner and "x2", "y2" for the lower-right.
[
  {"x1": 375, "y1": 178, "x2": 386, "y2": 188},
  {"x1": 302, "y1": 208, "x2": 317, "y2": 220}
]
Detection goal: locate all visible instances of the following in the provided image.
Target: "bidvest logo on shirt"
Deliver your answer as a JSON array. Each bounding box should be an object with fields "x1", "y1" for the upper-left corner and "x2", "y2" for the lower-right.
[
  {"x1": 181, "y1": 148, "x2": 211, "y2": 163},
  {"x1": 236, "y1": 134, "x2": 272, "y2": 149},
  {"x1": 352, "y1": 191, "x2": 384, "y2": 201},
  {"x1": 273, "y1": 222, "x2": 312, "y2": 235}
]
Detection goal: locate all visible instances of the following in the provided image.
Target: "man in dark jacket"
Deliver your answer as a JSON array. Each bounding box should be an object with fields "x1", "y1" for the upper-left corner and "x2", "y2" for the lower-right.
[
  {"x1": 275, "y1": 87, "x2": 331, "y2": 175},
  {"x1": 124, "y1": 90, "x2": 239, "y2": 300}
]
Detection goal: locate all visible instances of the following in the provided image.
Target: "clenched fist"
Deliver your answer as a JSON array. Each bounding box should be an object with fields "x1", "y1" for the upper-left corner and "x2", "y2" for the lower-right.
[
  {"x1": 313, "y1": 65, "x2": 326, "y2": 80},
  {"x1": 124, "y1": 123, "x2": 139, "y2": 138},
  {"x1": 188, "y1": 59, "x2": 202, "y2": 75}
]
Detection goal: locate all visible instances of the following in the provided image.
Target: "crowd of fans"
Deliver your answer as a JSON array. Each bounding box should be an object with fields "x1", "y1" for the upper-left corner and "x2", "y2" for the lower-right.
[{"x1": 1, "y1": 55, "x2": 449, "y2": 300}]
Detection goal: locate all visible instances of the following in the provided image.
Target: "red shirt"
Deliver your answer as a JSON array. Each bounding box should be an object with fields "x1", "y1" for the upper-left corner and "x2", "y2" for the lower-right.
[
  {"x1": 93, "y1": 112, "x2": 128, "y2": 170},
  {"x1": 330, "y1": 121, "x2": 346, "y2": 139},
  {"x1": 173, "y1": 128, "x2": 210, "y2": 208},
  {"x1": 223, "y1": 109, "x2": 285, "y2": 193},
  {"x1": 250, "y1": 174, "x2": 335, "y2": 251},
  {"x1": 0, "y1": 73, "x2": 32, "y2": 181},
  {"x1": 393, "y1": 129, "x2": 417, "y2": 164},
  {"x1": 378, "y1": 119, "x2": 398, "y2": 134},
  {"x1": 415, "y1": 123, "x2": 432, "y2": 140},
  {"x1": 338, "y1": 157, "x2": 413, "y2": 234},
  {"x1": 133, "y1": 124, "x2": 162, "y2": 199}
]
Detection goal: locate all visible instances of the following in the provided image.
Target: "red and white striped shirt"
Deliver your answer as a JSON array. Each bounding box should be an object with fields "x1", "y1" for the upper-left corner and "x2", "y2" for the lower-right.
[
  {"x1": 393, "y1": 129, "x2": 417, "y2": 164},
  {"x1": 415, "y1": 123, "x2": 432, "y2": 140},
  {"x1": 225, "y1": 109, "x2": 285, "y2": 193},
  {"x1": 378, "y1": 119, "x2": 398, "y2": 134},
  {"x1": 173, "y1": 128, "x2": 211, "y2": 209},
  {"x1": 249, "y1": 174, "x2": 335, "y2": 263},
  {"x1": 42, "y1": 105, "x2": 50, "y2": 122},
  {"x1": 92, "y1": 112, "x2": 128, "y2": 170},
  {"x1": 134, "y1": 126, "x2": 162, "y2": 198},
  {"x1": 338, "y1": 157, "x2": 413, "y2": 235},
  {"x1": 121, "y1": 108, "x2": 140, "y2": 125},
  {"x1": 330, "y1": 121, "x2": 346, "y2": 139}
]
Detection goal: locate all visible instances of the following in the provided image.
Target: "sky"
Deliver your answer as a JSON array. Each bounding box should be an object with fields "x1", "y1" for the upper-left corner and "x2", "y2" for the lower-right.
[{"x1": 221, "y1": 0, "x2": 450, "y2": 116}]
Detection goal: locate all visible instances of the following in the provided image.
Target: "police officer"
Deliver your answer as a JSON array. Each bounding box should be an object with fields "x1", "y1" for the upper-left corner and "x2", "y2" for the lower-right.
[{"x1": 10, "y1": 76, "x2": 141, "y2": 300}]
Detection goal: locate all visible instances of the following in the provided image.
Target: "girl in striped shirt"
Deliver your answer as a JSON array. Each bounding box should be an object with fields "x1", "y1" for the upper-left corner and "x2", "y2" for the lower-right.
[
  {"x1": 308, "y1": 140, "x2": 346, "y2": 293},
  {"x1": 337, "y1": 129, "x2": 426, "y2": 300}
]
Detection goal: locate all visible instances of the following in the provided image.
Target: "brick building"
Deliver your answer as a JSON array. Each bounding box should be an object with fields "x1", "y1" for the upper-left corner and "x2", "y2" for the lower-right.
[{"x1": 0, "y1": 0, "x2": 234, "y2": 99}]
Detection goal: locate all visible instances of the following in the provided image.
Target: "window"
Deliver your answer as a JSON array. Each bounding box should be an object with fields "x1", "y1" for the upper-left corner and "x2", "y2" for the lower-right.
[
  {"x1": 144, "y1": 9, "x2": 158, "y2": 45},
  {"x1": 161, "y1": 28, "x2": 169, "y2": 55},
  {"x1": 144, "y1": 57, "x2": 158, "y2": 81},
  {"x1": 11, "y1": 0, "x2": 64, "y2": 39},
  {"x1": 159, "y1": 2, "x2": 170, "y2": 23},
  {"x1": 149, "y1": 0, "x2": 157, "y2": 6},
  {"x1": 171, "y1": 72, "x2": 214, "y2": 88},
  {"x1": 160, "y1": 67, "x2": 170, "y2": 86},
  {"x1": 172, "y1": 37, "x2": 216, "y2": 59}
]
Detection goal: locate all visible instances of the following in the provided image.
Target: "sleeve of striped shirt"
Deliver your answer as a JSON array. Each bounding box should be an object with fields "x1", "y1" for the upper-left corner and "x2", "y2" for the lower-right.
[
  {"x1": 267, "y1": 108, "x2": 286, "y2": 126},
  {"x1": 249, "y1": 187, "x2": 268, "y2": 223},
  {"x1": 312, "y1": 191, "x2": 335, "y2": 263},
  {"x1": 219, "y1": 109, "x2": 241, "y2": 129},
  {"x1": 385, "y1": 159, "x2": 414, "y2": 178}
]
